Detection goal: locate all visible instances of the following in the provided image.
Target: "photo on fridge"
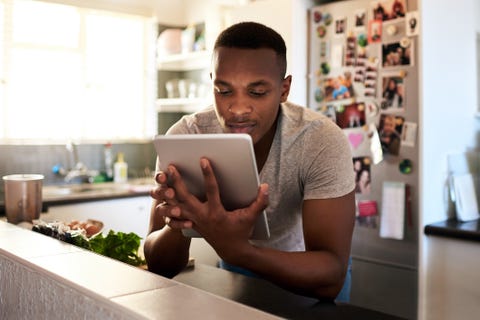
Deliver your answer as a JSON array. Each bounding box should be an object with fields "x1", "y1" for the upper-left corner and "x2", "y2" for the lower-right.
[{"x1": 381, "y1": 73, "x2": 405, "y2": 110}]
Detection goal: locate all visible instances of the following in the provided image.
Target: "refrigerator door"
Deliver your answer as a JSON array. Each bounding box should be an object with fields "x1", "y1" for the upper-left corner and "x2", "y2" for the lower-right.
[{"x1": 308, "y1": 1, "x2": 419, "y2": 318}]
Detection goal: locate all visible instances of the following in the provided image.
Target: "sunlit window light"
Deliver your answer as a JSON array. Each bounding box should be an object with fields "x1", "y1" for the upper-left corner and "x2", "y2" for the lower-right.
[{"x1": 0, "y1": 0, "x2": 156, "y2": 142}]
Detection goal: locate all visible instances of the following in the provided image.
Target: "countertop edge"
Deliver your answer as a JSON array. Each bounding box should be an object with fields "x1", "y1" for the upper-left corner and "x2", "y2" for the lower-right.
[{"x1": 424, "y1": 218, "x2": 480, "y2": 242}]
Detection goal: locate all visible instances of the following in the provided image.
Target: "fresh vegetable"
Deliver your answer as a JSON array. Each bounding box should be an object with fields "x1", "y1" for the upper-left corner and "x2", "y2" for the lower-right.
[
  {"x1": 32, "y1": 220, "x2": 145, "y2": 267},
  {"x1": 89, "y1": 230, "x2": 145, "y2": 266}
]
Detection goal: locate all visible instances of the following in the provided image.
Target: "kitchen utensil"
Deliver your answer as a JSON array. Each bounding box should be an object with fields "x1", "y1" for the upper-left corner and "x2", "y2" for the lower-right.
[{"x1": 3, "y1": 174, "x2": 44, "y2": 224}]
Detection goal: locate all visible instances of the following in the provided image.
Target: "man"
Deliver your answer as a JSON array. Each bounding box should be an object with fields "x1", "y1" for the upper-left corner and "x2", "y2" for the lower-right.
[{"x1": 144, "y1": 22, "x2": 356, "y2": 301}]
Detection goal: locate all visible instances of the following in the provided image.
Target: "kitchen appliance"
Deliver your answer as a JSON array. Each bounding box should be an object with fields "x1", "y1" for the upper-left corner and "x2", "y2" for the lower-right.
[{"x1": 308, "y1": 1, "x2": 418, "y2": 319}]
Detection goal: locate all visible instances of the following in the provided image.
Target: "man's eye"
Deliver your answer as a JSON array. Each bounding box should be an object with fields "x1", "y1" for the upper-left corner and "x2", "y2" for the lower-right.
[
  {"x1": 249, "y1": 90, "x2": 267, "y2": 97},
  {"x1": 216, "y1": 88, "x2": 231, "y2": 95}
]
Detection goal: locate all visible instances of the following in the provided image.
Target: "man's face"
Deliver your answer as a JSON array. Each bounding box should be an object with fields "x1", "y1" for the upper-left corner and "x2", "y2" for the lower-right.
[{"x1": 210, "y1": 47, "x2": 291, "y2": 145}]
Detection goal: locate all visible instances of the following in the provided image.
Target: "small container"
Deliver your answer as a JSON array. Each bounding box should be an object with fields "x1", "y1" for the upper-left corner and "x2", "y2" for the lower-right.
[
  {"x1": 3, "y1": 174, "x2": 44, "y2": 224},
  {"x1": 114, "y1": 153, "x2": 128, "y2": 183}
]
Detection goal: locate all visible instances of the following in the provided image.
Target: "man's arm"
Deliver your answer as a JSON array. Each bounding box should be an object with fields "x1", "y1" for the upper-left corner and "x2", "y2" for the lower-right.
[
  {"x1": 227, "y1": 191, "x2": 356, "y2": 300},
  {"x1": 143, "y1": 174, "x2": 192, "y2": 278}
]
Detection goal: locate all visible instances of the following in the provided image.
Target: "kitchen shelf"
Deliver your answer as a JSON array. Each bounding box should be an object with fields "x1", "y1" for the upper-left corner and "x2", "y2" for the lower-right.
[
  {"x1": 157, "y1": 50, "x2": 211, "y2": 71},
  {"x1": 156, "y1": 98, "x2": 212, "y2": 113}
]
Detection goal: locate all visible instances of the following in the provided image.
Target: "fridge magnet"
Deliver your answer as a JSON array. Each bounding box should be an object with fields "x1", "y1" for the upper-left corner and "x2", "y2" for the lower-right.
[
  {"x1": 378, "y1": 114, "x2": 404, "y2": 156},
  {"x1": 357, "y1": 33, "x2": 368, "y2": 48},
  {"x1": 382, "y1": 41, "x2": 413, "y2": 67},
  {"x1": 405, "y1": 11, "x2": 419, "y2": 36},
  {"x1": 317, "y1": 25, "x2": 327, "y2": 38},
  {"x1": 322, "y1": 71, "x2": 354, "y2": 101},
  {"x1": 400, "y1": 37, "x2": 411, "y2": 48},
  {"x1": 386, "y1": 24, "x2": 398, "y2": 36},
  {"x1": 313, "y1": 10, "x2": 323, "y2": 24},
  {"x1": 353, "y1": 156, "x2": 372, "y2": 195},
  {"x1": 399, "y1": 158, "x2": 413, "y2": 174},
  {"x1": 368, "y1": 20, "x2": 382, "y2": 43},
  {"x1": 381, "y1": 73, "x2": 405, "y2": 110},
  {"x1": 400, "y1": 121, "x2": 417, "y2": 147},
  {"x1": 320, "y1": 62, "x2": 331, "y2": 75},
  {"x1": 335, "y1": 17, "x2": 347, "y2": 36},
  {"x1": 335, "y1": 102, "x2": 366, "y2": 129},
  {"x1": 323, "y1": 13, "x2": 333, "y2": 26},
  {"x1": 370, "y1": 0, "x2": 407, "y2": 22},
  {"x1": 354, "y1": 9, "x2": 367, "y2": 30}
]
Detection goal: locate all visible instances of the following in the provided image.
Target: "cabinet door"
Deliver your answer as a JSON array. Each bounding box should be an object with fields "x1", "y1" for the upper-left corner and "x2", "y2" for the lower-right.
[{"x1": 44, "y1": 196, "x2": 152, "y2": 241}]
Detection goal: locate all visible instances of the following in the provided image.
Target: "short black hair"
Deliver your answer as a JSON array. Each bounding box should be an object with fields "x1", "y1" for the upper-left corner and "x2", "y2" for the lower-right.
[{"x1": 214, "y1": 22, "x2": 287, "y2": 78}]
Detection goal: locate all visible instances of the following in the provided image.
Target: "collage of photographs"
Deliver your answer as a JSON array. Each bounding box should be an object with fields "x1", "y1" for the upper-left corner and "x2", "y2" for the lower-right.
[{"x1": 311, "y1": 0, "x2": 418, "y2": 229}]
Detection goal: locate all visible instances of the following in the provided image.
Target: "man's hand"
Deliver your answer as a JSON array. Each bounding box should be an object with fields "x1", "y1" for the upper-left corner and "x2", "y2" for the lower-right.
[{"x1": 157, "y1": 157, "x2": 269, "y2": 261}]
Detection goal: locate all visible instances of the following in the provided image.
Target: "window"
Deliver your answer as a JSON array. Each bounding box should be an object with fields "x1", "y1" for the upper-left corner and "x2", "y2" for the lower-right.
[{"x1": 0, "y1": 0, "x2": 156, "y2": 142}]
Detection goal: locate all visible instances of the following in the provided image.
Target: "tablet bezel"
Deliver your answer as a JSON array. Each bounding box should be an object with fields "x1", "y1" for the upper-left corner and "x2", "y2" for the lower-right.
[{"x1": 153, "y1": 133, "x2": 270, "y2": 240}]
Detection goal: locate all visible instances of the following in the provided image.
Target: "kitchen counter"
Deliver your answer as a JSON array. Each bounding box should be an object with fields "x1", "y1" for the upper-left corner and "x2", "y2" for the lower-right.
[
  {"x1": 424, "y1": 218, "x2": 480, "y2": 242},
  {"x1": 0, "y1": 220, "x2": 276, "y2": 319},
  {"x1": 1, "y1": 220, "x2": 405, "y2": 319},
  {"x1": 174, "y1": 263, "x2": 405, "y2": 319}
]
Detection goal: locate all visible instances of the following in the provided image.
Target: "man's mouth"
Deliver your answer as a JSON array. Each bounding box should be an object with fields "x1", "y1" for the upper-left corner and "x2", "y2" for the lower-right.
[{"x1": 227, "y1": 122, "x2": 255, "y2": 134}]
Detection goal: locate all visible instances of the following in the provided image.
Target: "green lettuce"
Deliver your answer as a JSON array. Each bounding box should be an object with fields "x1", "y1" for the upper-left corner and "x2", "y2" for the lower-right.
[{"x1": 88, "y1": 230, "x2": 146, "y2": 267}]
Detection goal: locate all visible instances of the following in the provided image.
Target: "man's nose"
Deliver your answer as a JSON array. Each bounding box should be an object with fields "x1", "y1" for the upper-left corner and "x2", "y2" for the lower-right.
[{"x1": 228, "y1": 96, "x2": 252, "y2": 115}]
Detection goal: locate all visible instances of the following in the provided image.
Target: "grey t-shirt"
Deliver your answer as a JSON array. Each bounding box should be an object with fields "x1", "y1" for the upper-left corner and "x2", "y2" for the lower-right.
[{"x1": 163, "y1": 101, "x2": 355, "y2": 252}]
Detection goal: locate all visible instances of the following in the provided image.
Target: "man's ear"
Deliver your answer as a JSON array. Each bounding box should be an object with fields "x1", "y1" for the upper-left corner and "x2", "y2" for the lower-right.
[{"x1": 280, "y1": 75, "x2": 292, "y2": 102}]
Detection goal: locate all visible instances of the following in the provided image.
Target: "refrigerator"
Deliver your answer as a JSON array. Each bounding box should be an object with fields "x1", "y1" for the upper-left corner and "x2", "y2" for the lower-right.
[{"x1": 308, "y1": 1, "x2": 419, "y2": 319}]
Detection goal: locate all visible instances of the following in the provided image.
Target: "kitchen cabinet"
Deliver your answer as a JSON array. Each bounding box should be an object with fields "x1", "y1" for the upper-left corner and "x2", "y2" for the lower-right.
[
  {"x1": 424, "y1": 235, "x2": 480, "y2": 320},
  {"x1": 423, "y1": 220, "x2": 480, "y2": 320}
]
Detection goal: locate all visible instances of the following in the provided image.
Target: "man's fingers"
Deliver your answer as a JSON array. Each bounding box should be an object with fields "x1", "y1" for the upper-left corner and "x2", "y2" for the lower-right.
[{"x1": 200, "y1": 158, "x2": 222, "y2": 205}]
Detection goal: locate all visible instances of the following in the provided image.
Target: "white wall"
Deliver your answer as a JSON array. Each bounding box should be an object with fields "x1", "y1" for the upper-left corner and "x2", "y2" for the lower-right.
[
  {"x1": 419, "y1": 0, "x2": 480, "y2": 318},
  {"x1": 420, "y1": 0, "x2": 479, "y2": 225}
]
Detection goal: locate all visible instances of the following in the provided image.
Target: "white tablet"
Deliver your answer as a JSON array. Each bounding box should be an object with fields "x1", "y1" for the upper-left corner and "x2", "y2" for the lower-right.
[{"x1": 153, "y1": 134, "x2": 270, "y2": 240}]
